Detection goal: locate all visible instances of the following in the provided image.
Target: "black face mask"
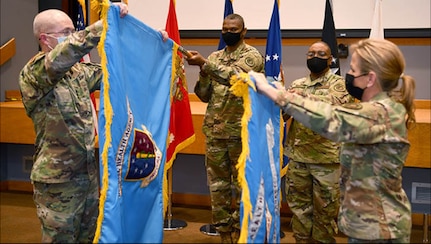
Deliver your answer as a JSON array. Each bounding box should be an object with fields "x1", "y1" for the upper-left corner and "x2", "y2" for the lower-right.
[
  {"x1": 345, "y1": 73, "x2": 365, "y2": 100},
  {"x1": 222, "y1": 31, "x2": 242, "y2": 46},
  {"x1": 306, "y1": 57, "x2": 329, "y2": 74}
]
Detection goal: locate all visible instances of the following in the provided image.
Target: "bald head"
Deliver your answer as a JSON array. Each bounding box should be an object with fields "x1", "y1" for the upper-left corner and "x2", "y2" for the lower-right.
[{"x1": 33, "y1": 9, "x2": 74, "y2": 39}]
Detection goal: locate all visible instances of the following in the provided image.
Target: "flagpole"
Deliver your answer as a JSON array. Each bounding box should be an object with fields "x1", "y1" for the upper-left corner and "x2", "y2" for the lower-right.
[
  {"x1": 163, "y1": 0, "x2": 195, "y2": 232},
  {"x1": 163, "y1": 168, "x2": 187, "y2": 230},
  {"x1": 85, "y1": 0, "x2": 90, "y2": 26}
]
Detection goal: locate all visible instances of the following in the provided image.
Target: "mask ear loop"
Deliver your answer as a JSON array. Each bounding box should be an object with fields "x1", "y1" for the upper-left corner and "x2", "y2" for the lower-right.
[{"x1": 39, "y1": 33, "x2": 53, "y2": 51}]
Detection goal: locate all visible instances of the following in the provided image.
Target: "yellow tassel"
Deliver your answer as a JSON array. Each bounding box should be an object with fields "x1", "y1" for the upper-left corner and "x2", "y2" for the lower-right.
[
  {"x1": 93, "y1": 1, "x2": 111, "y2": 242},
  {"x1": 229, "y1": 73, "x2": 255, "y2": 243}
]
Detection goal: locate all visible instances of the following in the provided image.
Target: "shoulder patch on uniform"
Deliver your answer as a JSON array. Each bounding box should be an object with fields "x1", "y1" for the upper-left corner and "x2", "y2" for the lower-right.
[
  {"x1": 333, "y1": 83, "x2": 346, "y2": 92},
  {"x1": 341, "y1": 103, "x2": 363, "y2": 110},
  {"x1": 245, "y1": 57, "x2": 255, "y2": 67}
]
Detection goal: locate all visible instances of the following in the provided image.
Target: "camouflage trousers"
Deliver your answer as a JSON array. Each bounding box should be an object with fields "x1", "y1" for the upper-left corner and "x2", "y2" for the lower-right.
[
  {"x1": 32, "y1": 175, "x2": 99, "y2": 243},
  {"x1": 285, "y1": 160, "x2": 340, "y2": 243},
  {"x1": 205, "y1": 137, "x2": 242, "y2": 233}
]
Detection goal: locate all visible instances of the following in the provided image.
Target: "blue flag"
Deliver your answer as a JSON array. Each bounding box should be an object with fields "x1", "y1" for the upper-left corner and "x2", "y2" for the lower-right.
[
  {"x1": 94, "y1": 3, "x2": 180, "y2": 243},
  {"x1": 230, "y1": 74, "x2": 282, "y2": 243},
  {"x1": 217, "y1": 0, "x2": 234, "y2": 50},
  {"x1": 265, "y1": 0, "x2": 288, "y2": 177},
  {"x1": 265, "y1": 0, "x2": 282, "y2": 82}
]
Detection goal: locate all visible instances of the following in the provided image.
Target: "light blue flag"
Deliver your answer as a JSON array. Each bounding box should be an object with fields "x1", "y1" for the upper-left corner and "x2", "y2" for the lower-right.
[
  {"x1": 94, "y1": 4, "x2": 178, "y2": 243},
  {"x1": 231, "y1": 76, "x2": 281, "y2": 243}
]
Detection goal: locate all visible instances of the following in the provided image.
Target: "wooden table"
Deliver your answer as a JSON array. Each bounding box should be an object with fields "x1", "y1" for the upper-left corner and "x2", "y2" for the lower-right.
[{"x1": 1, "y1": 99, "x2": 429, "y2": 168}]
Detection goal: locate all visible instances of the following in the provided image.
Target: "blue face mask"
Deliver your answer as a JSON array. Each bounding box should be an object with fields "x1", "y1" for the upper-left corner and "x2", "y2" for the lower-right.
[
  {"x1": 56, "y1": 36, "x2": 67, "y2": 44},
  {"x1": 47, "y1": 35, "x2": 68, "y2": 51}
]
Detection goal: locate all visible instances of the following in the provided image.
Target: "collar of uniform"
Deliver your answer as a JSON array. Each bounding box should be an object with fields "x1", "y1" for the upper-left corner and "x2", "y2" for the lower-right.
[
  {"x1": 369, "y1": 91, "x2": 391, "y2": 102},
  {"x1": 222, "y1": 42, "x2": 246, "y2": 59},
  {"x1": 305, "y1": 69, "x2": 333, "y2": 86}
]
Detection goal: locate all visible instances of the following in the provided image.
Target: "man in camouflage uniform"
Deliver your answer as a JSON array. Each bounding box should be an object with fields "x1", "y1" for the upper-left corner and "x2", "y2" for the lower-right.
[
  {"x1": 284, "y1": 41, "x2": 353, "y2": 243},
  {"x1": 186, "y1": 14, "x2": 265, "y2": 243},
  {"x1": 18, "y1": 5, "x2": 130, "y2": 243}
]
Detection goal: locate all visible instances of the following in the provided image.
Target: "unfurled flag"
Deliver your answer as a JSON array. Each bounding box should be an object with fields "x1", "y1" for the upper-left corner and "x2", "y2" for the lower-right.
[
  {"x1": 321, "y1": 0, "x2": 340, "y2": 75},
  {"x1": 164, "y1": 0, "x2": 195, "y2": 171},
  {"x1": 217, "y1": 0, "x2": 234, "y2": 50},
  {"x1": 369, "y1": 0, "x2": 384, "y2": 39},
  {"x1": 94, "y1": 2, "x2": 182, "y2": 243},
  {"x1": 264, "y1": 0, "x2": 287, "y2": 177},
  {"x1": 230, "y1": 74, "x2": 281, "y2": 243}
]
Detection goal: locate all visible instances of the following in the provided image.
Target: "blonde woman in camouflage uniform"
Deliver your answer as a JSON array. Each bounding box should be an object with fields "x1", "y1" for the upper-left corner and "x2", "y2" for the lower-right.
[
  {"x1": 18, "y1": 4, "x2": 168, "y2": 242},
  {"x1": 284, "y1": 41, "x2": 353, "y2": 243},
  {"x1": 185, "y1": 14, "x2": 265, "y2": 243},
  {"x1": 250, "y1": 38, "x2": 415, "y2": 243}
]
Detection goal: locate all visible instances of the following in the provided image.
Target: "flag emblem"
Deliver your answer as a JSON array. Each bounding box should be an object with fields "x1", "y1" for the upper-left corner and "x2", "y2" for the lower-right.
[{"x1": 126, "y1": 127, "x2": 162, "y2": 187}]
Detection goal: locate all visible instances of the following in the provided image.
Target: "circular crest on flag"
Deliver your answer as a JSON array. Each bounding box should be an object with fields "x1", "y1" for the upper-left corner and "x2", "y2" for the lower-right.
[{"x1": 125, "y1": 126, "x2": 162, "y2": 187}]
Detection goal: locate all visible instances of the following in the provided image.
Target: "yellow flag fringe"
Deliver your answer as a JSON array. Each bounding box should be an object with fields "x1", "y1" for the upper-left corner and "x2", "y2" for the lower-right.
[
  {"x1": 229, "y1": 73, "x2": 255, "y2": 243},
  {"x1": 162, "y1": 43, "x2": 182, "y2": 215},
  {"x1": 93, "y1": 0, "x2": 110, "y2": 242}
]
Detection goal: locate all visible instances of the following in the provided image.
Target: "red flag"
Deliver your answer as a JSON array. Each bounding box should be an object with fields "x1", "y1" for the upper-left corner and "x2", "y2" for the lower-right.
[{"x1": 165, "y1": 0, "x2": 196, "y2": 169}]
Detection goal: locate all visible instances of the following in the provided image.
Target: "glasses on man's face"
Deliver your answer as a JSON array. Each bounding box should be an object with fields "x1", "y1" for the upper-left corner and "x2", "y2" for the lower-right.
[
  {"x1": 46, "y1": 29, "x2": 75, "y2": 36},
  {"x1": 306, "y1": 51, "x2": 329, "y2": 58}
]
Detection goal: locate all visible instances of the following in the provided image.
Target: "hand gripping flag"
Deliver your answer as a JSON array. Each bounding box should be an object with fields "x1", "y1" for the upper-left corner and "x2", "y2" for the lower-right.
[
  {"x1": 164, "y1": 0, "x2": 195, "y2": 171},
  {"x1": 217, "y1": 0, "x2": 234, "y2": 50},
  {"x1": 264, "y1": 0, "x2": 287, "y2": 177},
  {"x1": 321, "y1": 0, "x2": 340, "y2": 75},
  {"x1": 230, "y1": 73, "x2": 282, "y2": 243},
  {"x1": 94, "y1": 2, "x2": 182, "y2": 243}
]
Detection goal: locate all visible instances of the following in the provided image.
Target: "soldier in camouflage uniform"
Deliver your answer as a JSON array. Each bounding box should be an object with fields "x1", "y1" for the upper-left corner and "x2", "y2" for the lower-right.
[
  {"x1": 18, "y1": 5, "x2": 130, "y2": 243},
  {"x1": 251, "y1": 38, "x2": 415, "y2": 243},
  {"x1": 283, "y1": 41, "x2": 353, "y2": 243},
  {"x1": 185, "y1": 14, "x2": 265, "y2": 243}
]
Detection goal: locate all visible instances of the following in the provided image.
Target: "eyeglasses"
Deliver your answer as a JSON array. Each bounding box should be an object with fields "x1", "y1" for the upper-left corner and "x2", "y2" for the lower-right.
[
  {"x1": 306, "y1": 51, "x2": 329, "y2": 58},
  {"x1": 46, "y1": 29, "x2": 75, "y2": 36}
]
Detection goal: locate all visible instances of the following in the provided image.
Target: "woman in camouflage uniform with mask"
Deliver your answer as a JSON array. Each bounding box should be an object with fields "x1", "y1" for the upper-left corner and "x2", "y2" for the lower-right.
[{"x1": 250, "y1": 38, "x2": 415, "y2": 243}]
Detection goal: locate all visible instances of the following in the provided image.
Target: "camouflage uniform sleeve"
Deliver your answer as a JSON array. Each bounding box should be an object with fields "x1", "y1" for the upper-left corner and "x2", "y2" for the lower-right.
[
  {"x1": 19, "y1": 21, "x2": 103, "y2": 116},
  {"x1": 201, "y1": 48, "x2": 264, "y2": 86},
  {"x1": 292, "y1": 74, "x2": 353, "y2": 105},
  {"x1": 194, "y1": 52, "x2": 218, "y2": 103},
  {"x1": 318, "y1": 75, "x2": 353, "y2": 105},
  {"x1": 281, "y1": 92, "x2": 389, "y2": 144},
  {"x1": 44, "y1": 21, "x2": 103, "y2": 84}
]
